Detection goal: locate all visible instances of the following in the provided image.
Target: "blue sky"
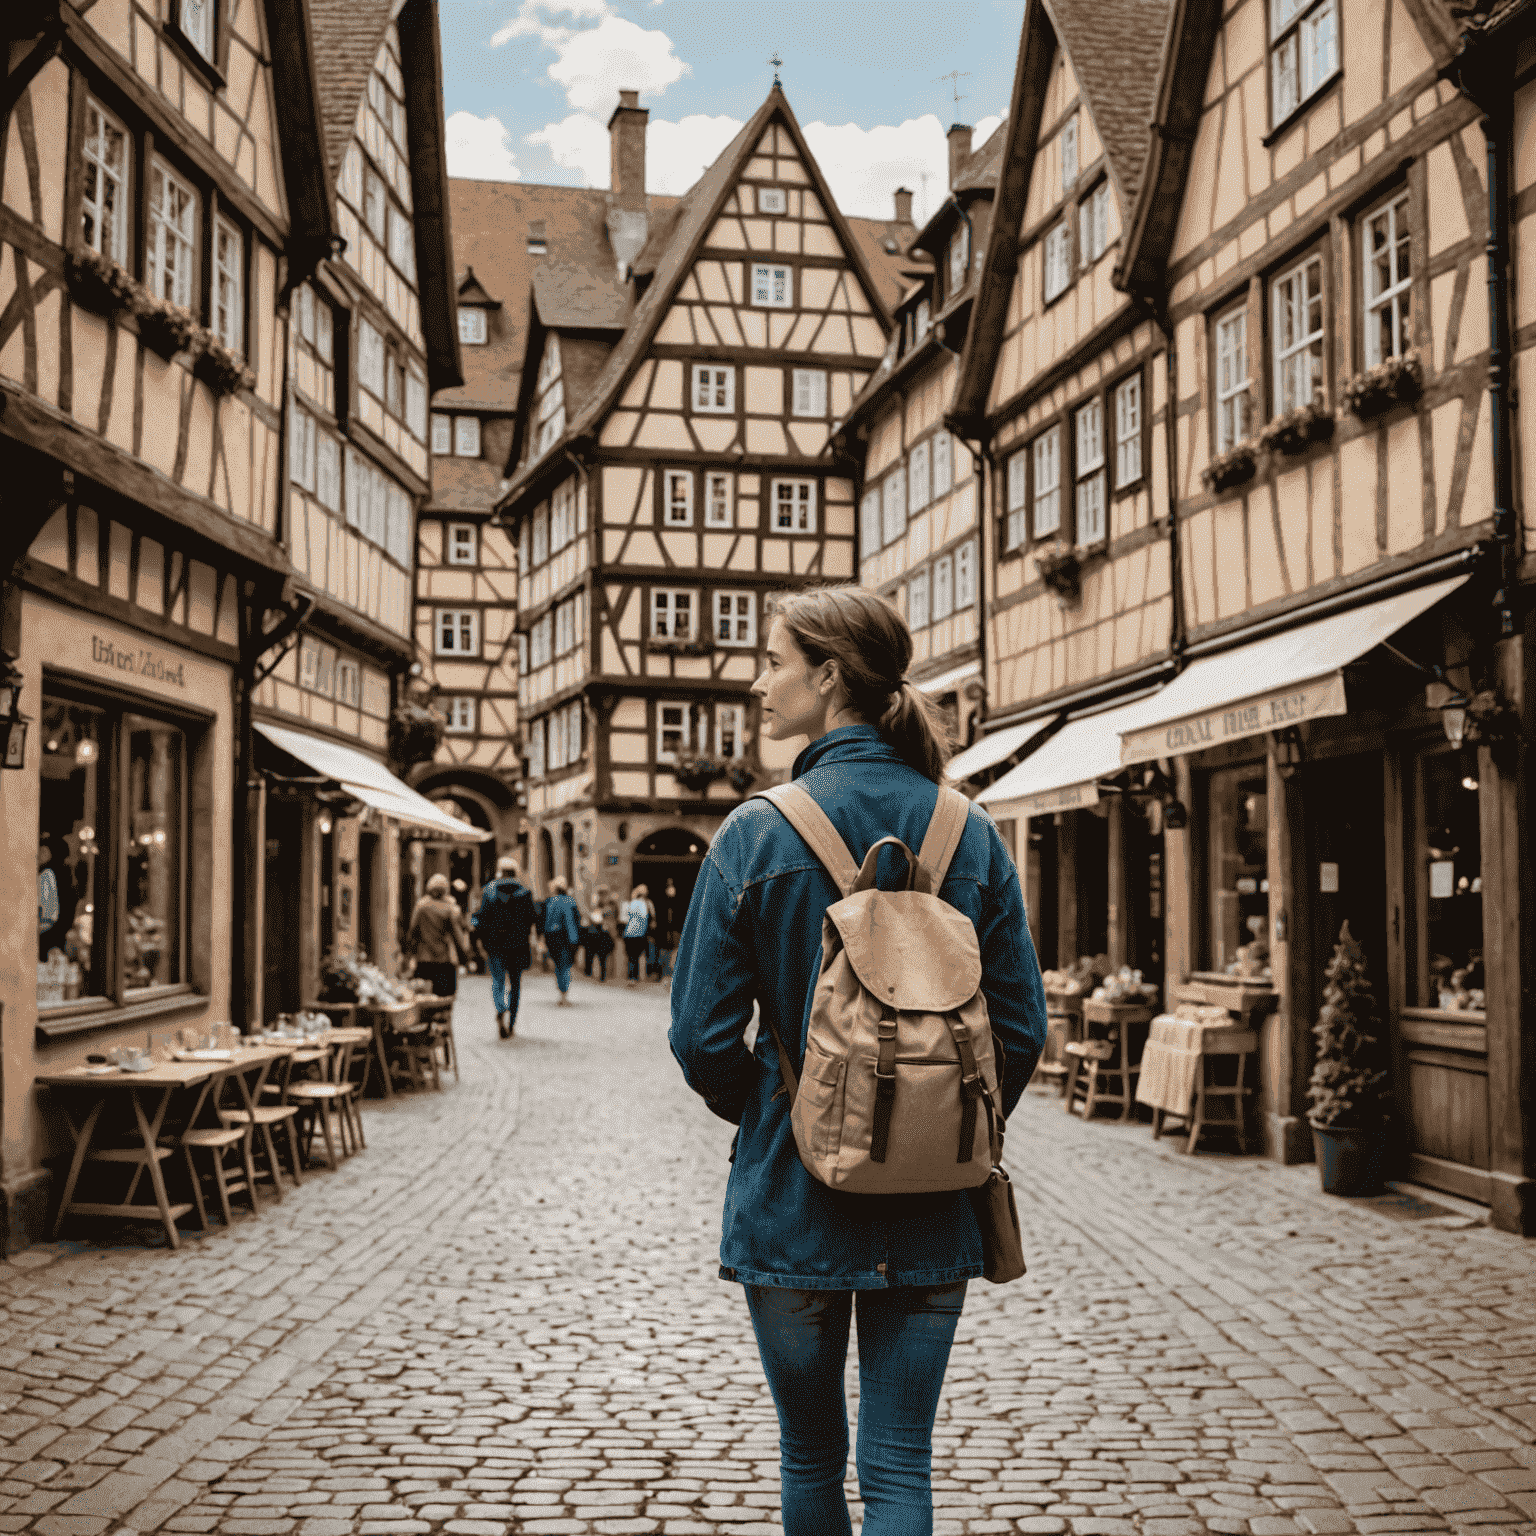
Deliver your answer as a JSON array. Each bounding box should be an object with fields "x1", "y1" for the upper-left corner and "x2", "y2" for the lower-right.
[{"x1": 439, "y1": 0, "x2": 1025, "y2": 222}]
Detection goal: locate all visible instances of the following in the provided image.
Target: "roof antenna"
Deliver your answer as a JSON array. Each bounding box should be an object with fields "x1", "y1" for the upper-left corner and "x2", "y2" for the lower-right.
[
  {"x1": 769, "y1": 51, "x2": 783, "y2": 88},
  {"x1": 935, "y1": 69, "x2": 971, "y2": 116}
]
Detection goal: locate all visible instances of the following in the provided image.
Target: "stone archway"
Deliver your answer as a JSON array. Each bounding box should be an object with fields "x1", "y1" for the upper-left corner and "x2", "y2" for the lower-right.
[{"x1": 632, "y1": 826, "x2": 710, "y2": 946}]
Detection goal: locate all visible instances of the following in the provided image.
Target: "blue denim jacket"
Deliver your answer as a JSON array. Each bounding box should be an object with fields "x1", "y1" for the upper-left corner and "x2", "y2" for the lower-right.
[{"x1": 669, "y1": 725, "x2": 1048, "y2": 1290}]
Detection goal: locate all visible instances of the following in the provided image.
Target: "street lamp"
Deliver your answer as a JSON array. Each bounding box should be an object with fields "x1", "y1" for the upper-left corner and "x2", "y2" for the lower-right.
[{"x1": 0, "y1": 658, "x2": 29, "y2": 770}]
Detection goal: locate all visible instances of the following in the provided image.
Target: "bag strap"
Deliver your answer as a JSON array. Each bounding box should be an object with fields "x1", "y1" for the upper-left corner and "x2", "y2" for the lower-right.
[
  {"x1": 753, "y1": 783, "x2": 861, "y2": 897},
  {"x1": 916, "y1": 785, "x2": 971, "y2": 895}
]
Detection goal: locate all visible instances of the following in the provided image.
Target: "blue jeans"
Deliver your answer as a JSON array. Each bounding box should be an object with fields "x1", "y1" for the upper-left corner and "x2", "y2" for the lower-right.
[
  {"x1": 548, "y1": 939, "x2": 573, "y2": 995},
  {"x1": 744, "y1": 1281, "x2": 966, "y2": 1536},
  {"x1": 487, "y1": 956, "x2": 521, "y2": 1023}
]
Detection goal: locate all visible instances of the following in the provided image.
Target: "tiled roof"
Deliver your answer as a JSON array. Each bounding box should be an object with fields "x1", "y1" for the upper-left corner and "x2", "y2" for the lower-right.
[
  {"x1": 1048, "y1": 0, "x2": 1173, "y2": 212},
  {"x1": 532, "y1": 259, "x2": 630, "y2": 331},
  {"x1": 427, "y1": 455, "x2": 504, "y2": 514},
  {"x1": 307, "y1": 0, "x2": 395, "y2": 187},
  {"x1": 955, "y1": 124, "x2": 1007, "y2": 194},
  {"x1": 846, "y1": 216, "x2": 930, "y2": 309}
]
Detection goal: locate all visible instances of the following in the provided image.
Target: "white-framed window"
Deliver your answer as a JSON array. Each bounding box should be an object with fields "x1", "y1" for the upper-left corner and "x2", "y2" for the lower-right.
[
  {"x1": 909, "y1": 440, "x2": 931, "y2": 513},
  {"x1": 1060, "y1": 115, "x2": 1078, "y2": 191},
  {"x1": 337, "y1": 661, "x2": 360, "y2": 709},
  {"x1": 933, "y1": 431, "x2": 953, "y2": 496},
  {"x1": 752, "y1": 263, "x2": 792, "y2": 308},
  {"x1": 547, "y1": 709, "x2": 565, "y2": 772},
  {"x1": 210, "y1": 216, "x2": 242, "y2": 352},
  {"x1": 1005, "y1": 449, "x2": 1028, "y2": 551},
  {"x1": 552, "y1": 479, "x2": 577, "y2": 550},
  {"x1": 518, "y1": 634, "x2": 528, "y2": 676},
  {"x1": 1079, "y1": 181, "x2": 1111, "y2": 266},
  {"x1": 459, "y1": 308, "x2": 487, "y2": 345},
  {"x1": 406, "y1": 371, "x2": 427, "y2": 441},
  {"x1": 1273, "y1": 252, "x2": 1325, "y2": 414},
  {"x1": 653, "y1": 589, "x2": 694, "y2": 641},
  {"x1": 882, "y1": 468, "x2": 906, "y2": 546},
  {"x1": 385, "y1": 484, "x2": 411, "y2": 567},
  {"x1": 1271, "y1": 0, "x2": 1339, "y2": 124},
  {"x1": 657, "y1": 702, "x2": 690, "y2": 764},
  {"x1": 530, "y1": 613, "x2": 552, "y2": 667},
  {"x1": 949, "y1": 222, "x2": 970, "y2": 295},
  {"x1": 714, "y1": 591, "x2": 756, "y2": 646},
  {"x1": 1075, "y1": 399, "x2": 1106, "y2": 546},
  {"x1": 387, "y1": 204, "x2": 415, "y2": 281},
  {"x1": 705, "y1": 472, "x2": 733, "y2": 528},
  {"x1": 445, "y1": 697, "x2": 475, "y2": 734},
  {"x1": 179, "y1": 0, "x2": 214, "y2": 58},
  {"x1": 861, "y1": 488, "x2": 882, "y2": 553},
  {"x1": 909, "y1": 568, "x2": 930, "y2": 630},
  {"x1": 1215, "y1": 307, "x2": 1252, "y2": 453},
  {"x1": 956, "y1": 540, "x2": 977, "y2": 607},
  {"x1": 81, "y1": 99, "x2": 129, "y2": 264},
  {"x1": 1044, "y1": 222, "x2": 1072, "y2": 303},
  {"x1": 555, "y1": 595, "x2": 582, "y2": 656},
  {"x1": 792, "y1": 369, "x2": 827, "y2": 417},
  {"x1": 454, "y1": 417, "x2": 481, "y2": 457},
  {"x1": 358, "y1": 319, "x2": 385, "y2": 396},
  {"x1": 916, "y1": 299, "x2": 931, "y2": 340},
  {"x1": 693, "y1": 364, "x2": 734, "y2": 413},
  {"x1": 1364, "y1": 191, "x2": 1412, "y2": 368},
  {"x1": 431, "y1": 413, "x2": 452, "y2": 455},
  {"x1": 316, "y1": 435, "x2": 340, "y2": 512},
  {"x1": 288, "y1": 399, "x2": 316, "y2": 491},
  {"x1": 447, "y1": 523, "x2": 477, "y2": 566},
  {"x1": 532, "y1": 505, "x2": 548, "y2": 564},
  {"x1": 146, "y1": 158, "x2": 197, "y2": 309},
  {"x1": 1114, "y1": 375, "x2": 1143, "y2": 487},
  {"x1": 716, "y1": 703, "x2": 746, "y2": 760},
  {"x1": 933, "y1": 555, "x2": 954, "y2": 622},
  {"x1": 664, "y1": 470, "x2": 693, "y2": 527},
  {"x1": 1033, "y1": 426, "x2": 1061, "y2": 539},
  {"x1": 364, "y1": 167, "x2": 386, "y2": 242},
  {"x1": 772, "y1": 479, "x2": 816, "y2": 533},
  {"x1": 436, "y1": 609, "x2": 480, "y2": 657},
  {"x1": 757, "y1": 186, "x2": 787, "y2": 215},
  {"x1": 528, "y1": 718, "x2": 545, "y2": 778}
]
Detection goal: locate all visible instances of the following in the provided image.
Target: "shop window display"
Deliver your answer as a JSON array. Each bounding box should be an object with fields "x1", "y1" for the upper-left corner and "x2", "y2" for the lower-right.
[
  {"x1": 1418, "y1": 751, "x2": 1483, "y2": 1012},
  {"x1": 1204, "y1": 764, "x2": 1271, "y2": 979}
]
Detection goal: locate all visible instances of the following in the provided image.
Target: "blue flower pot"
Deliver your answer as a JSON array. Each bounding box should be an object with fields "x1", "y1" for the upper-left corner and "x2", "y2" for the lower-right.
[{"x1": 1311, "y1": 1123, "x2": 1386, "y2": 1197}]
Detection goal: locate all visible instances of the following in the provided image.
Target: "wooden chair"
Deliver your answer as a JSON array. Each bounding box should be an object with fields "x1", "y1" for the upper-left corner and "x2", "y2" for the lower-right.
[
  {"x1": 415, "y1": 996, "x2": 458, "y2": 1083},
  {"x1": 287, "y1": 1041, "x2": 357, "y2": 1169},
  {"x1": 386, "y1": 1017, "x2": 441, "y2": 1092},
  {"x1": 157, "y1": 1064, "x2": 261, "y2": 1229},
  {"x1": 220, "y1": 1052, "x2": 304, "y2": 1196}
]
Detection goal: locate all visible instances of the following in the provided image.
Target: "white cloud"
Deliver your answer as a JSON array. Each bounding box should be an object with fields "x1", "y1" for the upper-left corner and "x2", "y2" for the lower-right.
[
  {"x1": 548, "y1": 15, "x2": 687, "y2": 115},
  {"x1": 491, "y1": 0, "x2": 609, "y2": 49},
  {"x1": 803, "y1": 115, "x2": 950, "y2": 224},
  {"x1": 525, "y1": 112, "x2": 610, "y2": 183},
  {"x1": 643, "y1": 114, "x2": 744, "y2": 193},
  {"x1": 446, "y1": 111, "x2": 522, "y2": 181},
  {"x1": 973, "y1": 112, "x2": 1006, "y2": 151}
]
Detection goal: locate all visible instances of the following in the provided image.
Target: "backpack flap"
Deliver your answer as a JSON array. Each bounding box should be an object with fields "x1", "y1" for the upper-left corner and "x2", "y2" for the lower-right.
[{"x1": 826, "y1": 890, "x2": 982, "y2": 1013}]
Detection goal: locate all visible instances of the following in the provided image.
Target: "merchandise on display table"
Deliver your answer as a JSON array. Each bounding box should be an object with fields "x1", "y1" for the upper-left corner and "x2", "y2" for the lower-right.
[{"x1": 318, "y1": 949, "x2": 406, "y2": 1006}]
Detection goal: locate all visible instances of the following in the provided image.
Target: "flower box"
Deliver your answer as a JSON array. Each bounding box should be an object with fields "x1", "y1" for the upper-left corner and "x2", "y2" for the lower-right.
[
  {"x1": 193, "y1": 335, "x2": 256, "y2": 397},
  {"x1": 66, "y1": 250, "x2": 137, "y2": 316},
  {"x1": 1342, "y1": 352, "x2": 1423, "y2": 420},
  {"x1": 646, "y1": 638, "x2": 717, "y2": 658},
  {"x1": 1201, "y1": 442, "x2": 1258, "y2": 494},
  {"x1": 1033, "y1": 541, "x2": 1081, "y2": 604},
  {"x1": 131, "y1": 292, "x2": 202, "y2": 360},
  {"x1": 674, "y1": 754, "x2": 727, "y2": 794},
  {"x1": 389, "y1": 702, "x2": 445, "y2": 766},
  {"x1": 1258, "y1": 400, "x2": 1335, "y2": 457}
]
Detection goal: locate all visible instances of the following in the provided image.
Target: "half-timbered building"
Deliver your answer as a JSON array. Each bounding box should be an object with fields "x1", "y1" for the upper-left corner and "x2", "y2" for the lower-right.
[
  {"x1": 495, "y1": 86, "x2": 902, "y2": 913},
  {"x1": 831, "y1": 123, "x2": 1001, "y2": 753},
  {"x1": 949, "y1": 0, "x2": 1536, "y2": 1233}
]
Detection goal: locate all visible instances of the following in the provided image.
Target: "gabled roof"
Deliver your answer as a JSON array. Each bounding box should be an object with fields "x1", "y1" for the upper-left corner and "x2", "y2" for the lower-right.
[
  {"x1": 498, "y1": 85, "x2": 896, "y2": 512},
  {"x1": 307, "y1": 0, "x2": 395, "y2": 189},
  {"x1": 457, "y1": 268, "x2": 501, "y2": 309},
  {"x1": 262, "y1": 0, "x2": 333, "y2": 269}
]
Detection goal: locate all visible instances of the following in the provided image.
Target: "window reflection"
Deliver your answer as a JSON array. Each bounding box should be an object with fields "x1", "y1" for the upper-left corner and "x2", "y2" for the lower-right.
[
  {"x1": 1205, "y1": 765, "x2": 1271, "y2": 979},
  {"x1": 125, "y1": 716, "x2": 183, "y2": 991},
  {"x1": 1420, "y1": 752, "x2": 1482, "y2": 1011},
  {"x1": 38, "y1": 699, "x2": 107, "y2": 1007}
]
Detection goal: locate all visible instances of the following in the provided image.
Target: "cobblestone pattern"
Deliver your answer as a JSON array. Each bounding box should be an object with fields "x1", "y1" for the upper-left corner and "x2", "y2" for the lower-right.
[{"x1": 0, "y1": 973, "x2": 1531, "y2": 1536}]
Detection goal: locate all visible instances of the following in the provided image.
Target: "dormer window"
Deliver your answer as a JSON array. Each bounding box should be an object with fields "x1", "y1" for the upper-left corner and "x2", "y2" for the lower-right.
[
  {"x1": 459, "y1": 308, "x2": 487, "y2": 345},
  {"x1": 527, "y1": 221, "x2": 547, "y2": 255}
]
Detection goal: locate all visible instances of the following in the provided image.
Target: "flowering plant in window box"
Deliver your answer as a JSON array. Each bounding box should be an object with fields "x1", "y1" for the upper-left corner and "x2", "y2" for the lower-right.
[
  {"x1": 1258, "y1": 398, "x2": 1335, "y2": 457},
  {"x1": 1201, "y1": 442, "x2": 1258, "y2": 494},
  {"x1": 646, "y1": 637, "x2": 717, "y2": 658},
  {"x1": 1033, "y1": 540, "x2": 1081, "y2": 605},
  {"x1": 193, "y1": 333, "x2": 256, "y2": 397},
  {"x1": 1342, "y1": 351, "x2": 1423, "y2": 421},
  {"x1": 388, "y1": 700, "x2": 445, "y2": 767},
  {"x1": 131, "y1": 290, "x2": 202, "y2": 360},
  {"x1": 67, "y1": 250, "x2": 138, "y2": 315},
  {"x1": 673, "y1": 753, "x2": 727, "y2": 794}
]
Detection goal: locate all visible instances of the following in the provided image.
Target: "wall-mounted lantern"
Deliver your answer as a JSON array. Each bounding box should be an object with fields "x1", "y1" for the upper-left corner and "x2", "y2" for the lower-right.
[{"x1": 0, "y1": 659, "x2": 30, "y2": 770}]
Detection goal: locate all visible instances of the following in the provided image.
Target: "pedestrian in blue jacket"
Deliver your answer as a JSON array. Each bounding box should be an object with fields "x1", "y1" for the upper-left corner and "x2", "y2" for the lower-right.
[
  {"x1": 471, "y1": 855, "x2": 535, "y2": 1038},
  {"x1": 669, "y1": 586, "x2": 1048, "y2": 1536},
  {"x1": 542, "y1": 876, "x2": 581, "y2": 1006}
]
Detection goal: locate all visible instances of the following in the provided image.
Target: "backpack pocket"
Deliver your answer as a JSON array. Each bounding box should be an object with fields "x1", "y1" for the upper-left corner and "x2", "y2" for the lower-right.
[
  {"x1": 838, "y1": 1053, "x2": 992, "y2": 1193},
  {"x1": 793, "y1": 1046, "x2": 848, "y2": 1167}
]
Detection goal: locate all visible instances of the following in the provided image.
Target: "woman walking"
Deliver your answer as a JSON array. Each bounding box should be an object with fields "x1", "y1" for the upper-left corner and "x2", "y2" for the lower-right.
[
  {"x1": 405, "y1": 873, "x2": 471, "y2": 996},
  {"x1": 621, "y1": 884, "x2": 650, "y2": 986},
  {"x1": 669, "y1": 587, "x2": 1047, "y2": 1536},
  {"x1": 542, "y1": 877, "x2": 581, "y2": 1006}
]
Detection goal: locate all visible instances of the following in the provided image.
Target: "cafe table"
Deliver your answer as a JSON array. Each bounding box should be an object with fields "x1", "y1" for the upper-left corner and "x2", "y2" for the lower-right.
[
  {"x1": 303, "y1": 1001, "x2": 418, "y2": 1099},
  {"x1": 37, "y1": 1043, "x2": 294, "y2": 1250}
]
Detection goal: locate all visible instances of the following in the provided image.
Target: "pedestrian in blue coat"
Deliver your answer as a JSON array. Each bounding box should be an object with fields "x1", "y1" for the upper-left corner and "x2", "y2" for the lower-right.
[
  {"x1": 542, "y1": 876, "x2": 581, "y2": 1006},
  {"x1": 669, "y1": 586, "x2": 1048, "y2": 1536}
]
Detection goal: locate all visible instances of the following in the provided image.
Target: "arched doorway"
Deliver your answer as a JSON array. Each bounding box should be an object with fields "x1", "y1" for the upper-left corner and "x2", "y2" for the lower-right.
[
  {"x1": 429, "y1": 795, "x2": 493, "y2": 918},
  {"x1": 632, "y1": 827, "x2": 710, "y2": 944}
]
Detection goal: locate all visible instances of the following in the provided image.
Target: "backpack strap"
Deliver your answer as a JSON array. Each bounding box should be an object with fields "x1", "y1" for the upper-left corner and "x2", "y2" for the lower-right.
[
  {"x1": 915, "y1": 784, "x2": 972, "y2": 894},
  {"x1": 752, "y1": 783, "x2": 861, "y2": 897}
]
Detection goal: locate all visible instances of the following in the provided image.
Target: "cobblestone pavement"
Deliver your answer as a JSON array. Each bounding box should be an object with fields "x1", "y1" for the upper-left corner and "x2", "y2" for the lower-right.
[{"x1": 0, "y1": 972, "x2": 1533, "y2": 1536}]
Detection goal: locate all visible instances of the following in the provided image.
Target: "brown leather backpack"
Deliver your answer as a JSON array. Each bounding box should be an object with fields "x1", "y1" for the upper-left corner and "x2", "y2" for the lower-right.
[{"x1": 754, "y1": 782, "x2": 1003, "y2": 1195}]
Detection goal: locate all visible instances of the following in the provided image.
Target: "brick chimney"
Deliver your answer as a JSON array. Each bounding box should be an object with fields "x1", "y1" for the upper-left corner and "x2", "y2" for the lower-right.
[
  {"x1": 607, "y1": 89, "x2": 650, "y2": 280},
  {"x1": 947, "y1": 124, "x2": 973, "y2": 190},
  {"x1": 893, "y1": 187, "x2": 914, "y2": 224}
]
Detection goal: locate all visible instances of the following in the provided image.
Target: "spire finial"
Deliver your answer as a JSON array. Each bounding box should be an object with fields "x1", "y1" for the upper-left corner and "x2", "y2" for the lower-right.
[{"x1": 769, "y1": 51, "x2": 783, "y2": 88}]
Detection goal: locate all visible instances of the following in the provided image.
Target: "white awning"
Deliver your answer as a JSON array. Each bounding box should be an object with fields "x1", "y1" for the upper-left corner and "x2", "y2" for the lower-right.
[
  {"x1": 915, "y1": 659, "x2": 980, "y2": 696},
  {"x1": 255, "y1": 722, "x2": 491, "y2": 842},
  {"x1": 943, "y1": 716, "x2": 1054, "y2": 783},
  {"x1": 976, "y1": 696, "x2": 1155, "y2": 819},
  {"x1": 1115, "y1": 575, "x2": 1469, "y2": 764}
]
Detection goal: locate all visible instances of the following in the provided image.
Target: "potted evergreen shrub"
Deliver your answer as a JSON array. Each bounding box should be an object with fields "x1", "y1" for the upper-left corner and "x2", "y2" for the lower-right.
[{"x1": 1307, "y1": 921, "x2": 1392, "y2": 1195}]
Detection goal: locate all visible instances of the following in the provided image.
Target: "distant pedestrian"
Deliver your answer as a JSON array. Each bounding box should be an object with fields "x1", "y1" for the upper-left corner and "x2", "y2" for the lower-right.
[
  {"x1": 622, "y1": 884, "x2": 650, "y2": 986},
  {"x1": 543, "y1": 877, "x2": 581, "y2": 1006},
  {"x1": 585, "y1": 886, "x2": 619, "y2": 982},
  {"x1": 669, "y1": 586, "x2": 1047, "y2": 1536},
  {"x1": 471, "y1": 855, "x2": 536, "y2": 1038},
  {"x1": 405, "y1": 874, "x2": 471, "y2": 997},
  {"x1": 655, "y1": 877, "x2": 681, "y2": 984}
]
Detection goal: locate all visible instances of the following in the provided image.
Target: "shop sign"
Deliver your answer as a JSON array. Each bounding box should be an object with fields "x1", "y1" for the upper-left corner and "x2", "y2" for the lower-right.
[
  {"x1": 1001, "y1": 778, "x2": 1101, "y2": 819},
  {"x1": 89, "y1": 634, "x2": 187, "y2": 689},
  {"x1": 1119, "y1": 671, "x2": 1347, "y2": 763}
]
